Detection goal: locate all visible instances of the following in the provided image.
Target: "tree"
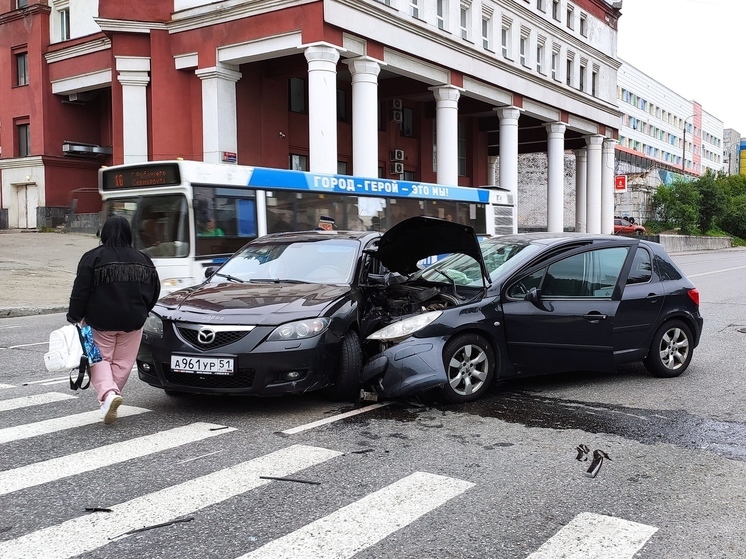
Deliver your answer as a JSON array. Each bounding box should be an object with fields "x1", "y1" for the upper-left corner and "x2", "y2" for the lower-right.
[
  {"x1": 696, "y1": 171, "x2": 728, "y2": 233},
  {"x1": 651, "y1": 179, "x2": 699, "y2": 234}
]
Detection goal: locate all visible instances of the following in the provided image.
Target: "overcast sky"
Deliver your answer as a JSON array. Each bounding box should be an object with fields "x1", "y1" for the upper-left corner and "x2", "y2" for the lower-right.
[{"x1": 616, "y1": 0, "x2": 746, "y2": 134}]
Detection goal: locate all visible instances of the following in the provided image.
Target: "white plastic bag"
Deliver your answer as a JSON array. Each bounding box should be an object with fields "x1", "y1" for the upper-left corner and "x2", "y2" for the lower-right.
[{"x1": 44, "y1": 324, "x2": 84, "y2": 372}]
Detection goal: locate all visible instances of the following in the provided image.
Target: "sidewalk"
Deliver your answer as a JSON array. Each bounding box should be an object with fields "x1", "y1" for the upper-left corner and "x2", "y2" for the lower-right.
[{"x1": 0, "y1": 230, "x2": 99, "y2": 318}]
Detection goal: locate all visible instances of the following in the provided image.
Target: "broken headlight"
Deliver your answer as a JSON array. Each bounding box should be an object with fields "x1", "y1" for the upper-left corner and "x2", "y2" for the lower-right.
[
  {"x1": 268, "y1": 318, "x2": 330, "y2": 341},
  {"x1": 367, "y1": 311, "x2": 442, "y2": 342}
]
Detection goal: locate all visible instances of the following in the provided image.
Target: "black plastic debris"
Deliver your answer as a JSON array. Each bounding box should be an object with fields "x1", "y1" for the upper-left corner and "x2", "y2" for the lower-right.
[
  {"x1": 350, "y1": 448, "x2": 375, "y2": 454},
  {"x1": 575, "y1": 444, "x2": 611, "y2": 478},
  {"x1": 259, "y1": 475, "x2": 321, "y2": 485},
  {"x1": 85, "y1": 507, "x2": 113, "y2": 513},
  {"x1": 110, "y1": 516, "x2": 194, "y2": 540}
]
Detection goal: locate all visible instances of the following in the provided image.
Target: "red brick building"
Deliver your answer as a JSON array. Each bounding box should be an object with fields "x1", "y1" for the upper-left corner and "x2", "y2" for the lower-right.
[{"x1": 1, "y1": 0, "x2": 622, "y2": 232}]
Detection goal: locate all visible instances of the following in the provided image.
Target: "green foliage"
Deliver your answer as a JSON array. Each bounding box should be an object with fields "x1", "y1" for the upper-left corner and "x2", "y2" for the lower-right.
[
  {"x1": 696, "y1": 171, "x2": 728, "y2": 233},
  {"x1": 719, "y1": 194, "x2": 746, "y2": 239},
  {"x1": 651, "y1": 179, "x2": 700, "y2": 234}
]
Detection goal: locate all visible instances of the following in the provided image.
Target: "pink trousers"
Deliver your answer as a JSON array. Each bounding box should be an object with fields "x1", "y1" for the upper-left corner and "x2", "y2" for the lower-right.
[{"x1": 90, "y1": 328, "x2": 143, "y2": 405}]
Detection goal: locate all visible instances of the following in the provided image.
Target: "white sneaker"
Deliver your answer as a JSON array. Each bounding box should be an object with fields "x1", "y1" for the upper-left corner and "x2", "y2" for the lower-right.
[{"x1": 100, "y1": 392, "x2": 122, "y2": 425}]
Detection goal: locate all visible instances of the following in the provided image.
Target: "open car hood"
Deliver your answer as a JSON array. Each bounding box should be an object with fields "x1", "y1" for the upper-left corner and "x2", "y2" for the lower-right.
[{"x1": 371, "y1": 216, "x2": 490, "y2": 282}]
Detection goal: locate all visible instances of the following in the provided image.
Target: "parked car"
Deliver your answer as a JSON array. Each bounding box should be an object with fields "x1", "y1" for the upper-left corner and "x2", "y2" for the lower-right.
[
  {"x1": 137, "y1": 217, "x2": 703, "y2": 404},
  {"x1": 614, "y1": 217, "x2": 647, "y2": 235}
]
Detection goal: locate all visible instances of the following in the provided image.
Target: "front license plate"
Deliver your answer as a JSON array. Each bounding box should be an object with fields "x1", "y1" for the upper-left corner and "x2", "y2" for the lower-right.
[{"x1": 170, "y1": 355, "x2": 234, "y2": 375}]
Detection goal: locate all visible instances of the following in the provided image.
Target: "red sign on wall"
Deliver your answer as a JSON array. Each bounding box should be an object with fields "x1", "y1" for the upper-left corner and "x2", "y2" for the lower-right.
[{"x1": 614, "y1": 175, "x2": 628, "y2": 192}]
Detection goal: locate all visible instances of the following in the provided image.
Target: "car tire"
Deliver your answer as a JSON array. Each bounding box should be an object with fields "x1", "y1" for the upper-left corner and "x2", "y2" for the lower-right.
[
  {"x1": 325, "y1": 330, "x2": 362, "y2": 401},
  {"x1": 440, "y1": 333, "x2": 495, "y2": 403},
  {"x1": 644, "y1": 320, "x2": 693, "y2": 378}
]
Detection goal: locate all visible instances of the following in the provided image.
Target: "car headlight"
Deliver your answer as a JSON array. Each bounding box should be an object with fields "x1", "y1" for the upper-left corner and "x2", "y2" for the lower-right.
[
  {"x1": 267, "y1": 318, "x2": 330, "y2": 341},
  {"x1": 367, "y1": 311, "x2": 442, "y2": 342},
  {"x1": 143, "y1": 312, "x2": 164, "y2": 338}
]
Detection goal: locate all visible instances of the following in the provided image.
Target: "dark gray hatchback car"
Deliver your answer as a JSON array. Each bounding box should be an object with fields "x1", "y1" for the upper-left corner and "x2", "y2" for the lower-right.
[{"x1": 137, "y1": 217, "x2": 703, "y2": 404}]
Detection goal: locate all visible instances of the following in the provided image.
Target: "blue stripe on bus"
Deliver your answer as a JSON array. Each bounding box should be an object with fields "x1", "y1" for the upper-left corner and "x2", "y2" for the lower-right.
[{"x1": 247, "y1": 168, "x2": 490, "y2": 204}]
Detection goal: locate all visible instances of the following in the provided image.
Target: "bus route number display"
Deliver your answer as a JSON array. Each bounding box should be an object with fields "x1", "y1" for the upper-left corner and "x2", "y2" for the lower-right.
[{"x1": 102, "y1": 164, "x2": 181, "y2": 190}]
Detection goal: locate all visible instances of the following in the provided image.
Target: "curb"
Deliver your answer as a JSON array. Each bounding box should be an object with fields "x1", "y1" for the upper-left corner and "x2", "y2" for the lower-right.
[{"x1": 0, "y1": 306, "x2": 67, "y2": 319}]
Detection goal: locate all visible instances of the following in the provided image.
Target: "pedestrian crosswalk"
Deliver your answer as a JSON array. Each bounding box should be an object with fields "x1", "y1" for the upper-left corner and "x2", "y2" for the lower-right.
[{"x1": 0, "y1": 387, "x2": 660, "y2": 558}]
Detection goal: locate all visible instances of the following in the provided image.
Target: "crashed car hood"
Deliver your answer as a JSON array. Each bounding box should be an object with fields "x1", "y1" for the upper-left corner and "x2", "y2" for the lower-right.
[
  {"x1": 156, "y1": 281, "x2": 349, "y2": 324},
  {"x1": 372, "y1": 216, "x2": 490, "y2": 279}
]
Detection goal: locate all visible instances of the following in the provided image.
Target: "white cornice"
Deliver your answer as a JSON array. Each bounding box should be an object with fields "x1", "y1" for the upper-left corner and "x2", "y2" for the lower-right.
[
  {"x1": 0, "y1": 157, "x2": 44, "y2": 171},
  {"x1": 94, "y1": 18, "x2": 168, "y2": 34},
  {"x1": 168, "y1": 0, "x2": 316, "y2": 34},
  {"x1": 44, "y1": 36, "x2": 111, "y2": 64}
]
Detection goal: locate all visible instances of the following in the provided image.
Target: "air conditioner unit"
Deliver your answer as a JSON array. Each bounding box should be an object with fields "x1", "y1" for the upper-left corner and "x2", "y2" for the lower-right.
[
  {"x1": 391, "y1": 98, "x2": 403, "y2": 110},
  {"x1": 390, "y1": 149, "x2": 404, "y2": 162},
  {"x1": 391, "y1": 110, "x2": 403, "y2": 123},
  {"x1": 390, "y1": 162, "x2": 405, "y2": 175}
]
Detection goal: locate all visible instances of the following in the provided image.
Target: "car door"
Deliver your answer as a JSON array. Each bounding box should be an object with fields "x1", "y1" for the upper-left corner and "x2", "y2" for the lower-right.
[{"x1": 501, "y1": 245, "x2": 630, "y2": 373}]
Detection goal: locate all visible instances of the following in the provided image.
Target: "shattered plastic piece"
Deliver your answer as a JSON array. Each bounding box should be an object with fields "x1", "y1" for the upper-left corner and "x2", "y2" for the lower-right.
[
  {"x1": 575, "y1": 444, "x2": 590, "y2": 461},
  {"x1": 359, "y1": 390, "x2": 379, "y2": 402},
  {"x1": 110, "y1": 516, "x2": 194, "y2": 540},
  {"x1": 209, "y1": 426, "x2": 230, "y2": 431},
  {"x1": 85, "y1": 507, "x2": 113, "y2": 513},
  {"x1": 351, "y1": 448, "x2": 375, "y2": 454},
  {"x1": 585, "y1": 450, "x2": 612, "y2": 478},
  {"x1": 259, "y1": 475, "x2": 321, "y2": 485}
]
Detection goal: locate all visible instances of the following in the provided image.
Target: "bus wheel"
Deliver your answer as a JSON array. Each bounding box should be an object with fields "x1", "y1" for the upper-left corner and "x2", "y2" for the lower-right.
[{"x1": 325, "y1": 331, "x2": 362, "y2": 401}]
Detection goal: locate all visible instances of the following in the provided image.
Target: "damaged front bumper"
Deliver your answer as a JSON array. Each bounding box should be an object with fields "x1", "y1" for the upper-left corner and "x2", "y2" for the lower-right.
[{"x1": 361, "y1": 336, "x2": 448, "y2": 399}]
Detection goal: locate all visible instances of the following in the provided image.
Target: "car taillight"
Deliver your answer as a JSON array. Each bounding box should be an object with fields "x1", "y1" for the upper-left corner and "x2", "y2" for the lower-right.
[{"x1": 687, "y1": 288, "x2": 700, "y2": 306}]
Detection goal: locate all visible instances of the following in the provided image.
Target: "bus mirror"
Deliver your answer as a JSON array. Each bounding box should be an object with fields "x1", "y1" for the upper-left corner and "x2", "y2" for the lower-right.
[{"x1": 205, "y1": 266, "x2": 217, "y2": 279}]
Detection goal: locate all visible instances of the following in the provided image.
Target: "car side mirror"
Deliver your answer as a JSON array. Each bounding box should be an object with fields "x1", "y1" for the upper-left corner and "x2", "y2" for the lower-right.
[
  {"x1": 526, "y1": 287, "x2": 552, "y2": 312},
  {"x1": 204, "y1": 266, "x2": 216, "y2": 279}
]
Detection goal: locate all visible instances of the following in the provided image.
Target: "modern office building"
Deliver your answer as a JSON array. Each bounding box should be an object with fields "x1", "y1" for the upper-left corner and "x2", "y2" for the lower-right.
[
  {"x1": 723, "y1": 128, "x2": 742, "y2": 176},
  {"x1": 1, "y1": 0, "x2": 622, "y2": 232}
]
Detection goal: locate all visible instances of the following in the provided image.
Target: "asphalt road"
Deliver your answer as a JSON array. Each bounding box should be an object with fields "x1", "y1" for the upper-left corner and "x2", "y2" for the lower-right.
[{"x1": 1, "y1": 247, "x2": 745, "y2": 558}]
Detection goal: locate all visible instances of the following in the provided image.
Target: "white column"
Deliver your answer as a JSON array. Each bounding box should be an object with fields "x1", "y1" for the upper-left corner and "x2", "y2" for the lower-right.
[
  {"x1": 195, "y1": 64, "x2": 242, "y2": 164},
  {"x1": 487, "y1": 155, "x2": 499, "y2": 186},
  {"x1": 305, "y1": 43, "x2": 342, "y2": 173},
  {"x1": 496, "y1": 107, "x2": 521, "y2": 234},
  {"x1": 116, "y1": 56, "x2": 150, "y2": 163},
  {"x1": 344, "y1": 57, "x2": 383, "y2": 178},
  {"x1": 574, "y1": 148, "x2": 588, "y2": 232},
  {"x1": 545, "y1": 122, "x2": 566, "y2": 233},
  {"x1": 585, "y1": 135, "x2": 604, "y2": 234},
  {"x1": 430, "y1": 85, "x2": 461, "y2": 186},
  {"x1": 601, "y1": 138, "x2": 617, "y2": 235}
]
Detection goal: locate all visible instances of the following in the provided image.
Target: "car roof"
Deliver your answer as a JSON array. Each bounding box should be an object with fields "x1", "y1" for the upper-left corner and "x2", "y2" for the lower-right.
[
  {"x1": 256, "y1": 230, "x2": 380, "y2": 243},
  {"x1": 487, "y1": 231, "x2": 630, "y2": 246}
]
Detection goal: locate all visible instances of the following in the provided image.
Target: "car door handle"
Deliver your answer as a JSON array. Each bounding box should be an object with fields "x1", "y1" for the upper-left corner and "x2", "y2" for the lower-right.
[
  {"x1": 583, "y1": 312, "x2": 607, "y2": 322},
  {"x1": 646, "y1": 293, "x2": 660, "y2": 303}
]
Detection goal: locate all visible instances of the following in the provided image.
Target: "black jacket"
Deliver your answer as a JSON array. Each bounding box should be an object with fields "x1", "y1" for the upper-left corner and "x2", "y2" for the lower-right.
[{"x1": 67, "y1": 245, "x2": 161, "y2": 332}]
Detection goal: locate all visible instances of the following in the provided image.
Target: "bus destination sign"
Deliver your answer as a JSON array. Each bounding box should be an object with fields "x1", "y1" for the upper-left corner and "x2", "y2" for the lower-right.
[{"x1": 102, "y1": 164, "x2": 181, "y2": 190}]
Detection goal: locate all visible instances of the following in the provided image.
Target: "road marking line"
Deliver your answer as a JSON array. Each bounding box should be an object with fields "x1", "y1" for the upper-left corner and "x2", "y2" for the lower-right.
[
  {"x1": 0, "y1": 422, "x2": 236, "y2": 496},
  {"x1": 0, "y1": 406, "x2": 151, "y2": 445},
  {"x1": 688, "y1": 264, "x2": 746, "y2": 278},
  {"x1": 282, "y1": 402, "x2": 391, "y2": 434},
  {"x1": 8, "y1": 342, "x2": 48, "y2": 349},
  {"x1": 23, "y1": 376, "x2": 69, "y2": 385},
  {"x1": 0, "y1": 392, "x2": 76, "y2": 413},
  {"x1": 526, "y1": 512, "x2": 658, "y2": 559},
  {"x1": 40, "y1": 380, "x2": 70, "y2": 386},
  {"x1": 0, "y1": 384, "x2": 14, "y2": 390},
  {"x1": 0, "y1": 444, "x2": 342, "y2": 559},
  {"x1": 241, "y1": 471, "x2": 474, "y2": 559}
]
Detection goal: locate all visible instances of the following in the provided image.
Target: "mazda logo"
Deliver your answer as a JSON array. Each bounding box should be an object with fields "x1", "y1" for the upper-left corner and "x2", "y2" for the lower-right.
[{"x1": 197, "y1": 327, "x2": 216, "y2": 344}]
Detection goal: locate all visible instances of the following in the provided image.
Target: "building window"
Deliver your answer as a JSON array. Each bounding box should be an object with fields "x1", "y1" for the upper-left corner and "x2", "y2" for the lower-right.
[
  {"x1": 551, "y1": 49, "x2": 559, "y2": 79},
  {"x1": 566, "y1": 5, "x2": 574, "y2": 29},
  {"x1": 401, "y1": 107, "x2": 415, "y2": 137},
  {"x1": 552, "y1": 0, "x2": 560, "y2": 20},
  {"x1": 289, "y1": 154, "x2": 308, "y2": 171},
  {"x1": 566, "y1": 58, "x2": 573, "y2": 86},
  {"x1": 337, "y1": 89, "x2": 347, "y2": 121},
  {"x1": 15, "y1": 51, "x2": 29, "y2": 87},
  {"x1": 337, "y1": 161, "x2": 348, "y2": 175},
  {"x1": 537, "y1": 0, "x2": 545, "y2": 12},
  {"x1": 579, "y1": 13, "x2": 588, "y2": 37},
  {"x1": 592, "y1": 70, "x2": 598, "y2": 96},
  {"x1": 410, "y1": 0, "x2": 420, "y2": 19},
  {"x1": 17, "y1": 122, "x2": 30, "y2": 157},
  {"x1": 579, "y1": 64, "x2": 586, "y2": 91},
  {"x1": 537, "y1": 43, "x2": 545, "y2": 73},
  {"x1": 376, "y1": 0, "x2": 391, "y2": 5},
  {"x1": 519, "y1": 34, "x2": 528, "y2": 66},
  {"x1": 16, "y1": 0, "x2": 28, "y2": 8},
  {"x1": 437, "y1": 0, "x2": 447, "y2": 29},
  {"x1": 460, "y1": 2, "x2": 471, "y2": 40},
  {"x1": 60, "y1": 8, "x2": 70, "y2": 41},
  {"x1": 501, "y1": 21, "x2": 511, "y2": 58},
  {"x1": 482, "y1": 14, "x2": 492, "y2": 49},
  {"x1": 288, "y1": 78, "x2": 306, "y2": 113}
]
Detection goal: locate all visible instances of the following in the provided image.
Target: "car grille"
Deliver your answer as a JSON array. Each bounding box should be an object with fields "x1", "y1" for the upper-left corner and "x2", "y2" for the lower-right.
[
  {"x1": 176, "y1": 327, "x2": 250, "y2": 350},
  {"x1": 163, "y1": 364, "x2": 256, "y2": 389}
]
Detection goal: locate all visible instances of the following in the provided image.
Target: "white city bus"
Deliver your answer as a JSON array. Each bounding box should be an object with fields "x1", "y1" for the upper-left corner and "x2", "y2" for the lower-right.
[{"x1": 99, "y1": 160, "x2": 511, "y2": 294}]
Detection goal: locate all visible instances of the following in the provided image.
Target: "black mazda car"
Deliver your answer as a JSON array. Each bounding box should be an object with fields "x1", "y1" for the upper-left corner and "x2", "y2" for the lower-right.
[{"x1": 137, "y1": 217, "x2": 703, "y2": 403}]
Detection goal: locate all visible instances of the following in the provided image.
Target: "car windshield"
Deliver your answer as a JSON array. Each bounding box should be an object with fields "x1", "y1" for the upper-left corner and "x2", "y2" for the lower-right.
[
  {"x1": 212, "y1": 238, "x2": 359, "y2": 284},
  {"x1": 419, "y1": 237, "x2": 540, "y2": 286}
]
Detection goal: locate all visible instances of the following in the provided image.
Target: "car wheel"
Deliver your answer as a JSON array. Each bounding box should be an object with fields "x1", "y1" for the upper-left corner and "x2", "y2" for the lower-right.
[
  {"x1": 644, "y1": 320, "x2": 693, "y2": 378},
  {"x1": 325, "y1": 331, "x2": 362, "y2": 401},
  {"x1": 440, "y1": 334, "x2": 495, "y2": 403}
]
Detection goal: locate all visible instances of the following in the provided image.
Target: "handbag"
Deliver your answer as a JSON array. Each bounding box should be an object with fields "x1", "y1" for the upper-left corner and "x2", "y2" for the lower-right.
[{"x1": 43, "y1": 324, "x2": 97, "y2": 390}]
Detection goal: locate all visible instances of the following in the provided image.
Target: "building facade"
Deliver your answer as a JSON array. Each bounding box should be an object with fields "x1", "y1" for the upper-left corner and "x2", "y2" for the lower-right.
[
  {"x1": 723, "y1": 128, "x2": 742, "y2": 176},
  {"x1": 0, "y1": 0, "x2": 622, "y2": 232}
]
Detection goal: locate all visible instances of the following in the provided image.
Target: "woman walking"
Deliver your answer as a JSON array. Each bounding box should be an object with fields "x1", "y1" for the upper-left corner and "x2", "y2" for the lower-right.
[{"x1": 67, "y1": 216, "x2": 161, "y2": 424}]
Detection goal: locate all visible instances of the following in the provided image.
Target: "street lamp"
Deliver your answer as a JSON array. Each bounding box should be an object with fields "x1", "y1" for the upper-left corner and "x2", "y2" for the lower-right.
[{"x1": 682, "y1": 114, "x2": 695, "y2": 172}]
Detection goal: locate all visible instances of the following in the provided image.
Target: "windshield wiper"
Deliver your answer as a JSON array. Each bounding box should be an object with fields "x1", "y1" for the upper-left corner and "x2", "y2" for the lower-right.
[
  {"x1": 431, "y1": 268, "x2": 459, "y2": 297},
  {"x1": 214, "y1": 272, "x2": 244, "y2": 283}
]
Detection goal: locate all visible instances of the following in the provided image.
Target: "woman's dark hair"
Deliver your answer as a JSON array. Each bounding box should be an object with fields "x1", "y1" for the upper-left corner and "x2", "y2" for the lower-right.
[{"x1": 99, "y1": 215, "x2": 133, "y2": 247}]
